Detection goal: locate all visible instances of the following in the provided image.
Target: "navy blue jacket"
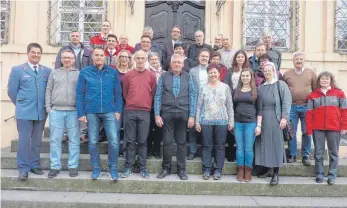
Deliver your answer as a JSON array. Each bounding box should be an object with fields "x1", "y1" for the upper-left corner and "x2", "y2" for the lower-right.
[{"x1": 76, "y1": 65, "x2": 122, "y2": 117}]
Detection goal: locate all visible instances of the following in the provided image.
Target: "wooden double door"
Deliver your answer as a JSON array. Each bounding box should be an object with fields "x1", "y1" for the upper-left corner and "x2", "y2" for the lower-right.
[{"x1": 145, "y1": 1, "x2": 205, "y2": 48}]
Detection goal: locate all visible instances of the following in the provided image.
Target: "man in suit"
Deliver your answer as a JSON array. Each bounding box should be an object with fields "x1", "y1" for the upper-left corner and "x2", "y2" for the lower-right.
[
  {"x1": 188, "y1": 30, "x2": 213, "y2": 66},
  {"x1": 187, "y1": 48, "x2": 210, "y2": 160},
  {"x1": 104, "y1": 34, "x2": 118, "y2": 66},
  {"x1": 8, "y1": 43, "x2": 52, "y2": 180},
  {"x1": 161, "y1": 26, "x2": 181, "y2": 63}
]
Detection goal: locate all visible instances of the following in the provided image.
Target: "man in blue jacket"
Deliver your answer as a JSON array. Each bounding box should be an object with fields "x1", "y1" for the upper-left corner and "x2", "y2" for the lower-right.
[
  {"x1": 76, "y1": 47, "x2": 122, "y2": 180},
  {"x1": 8, "y1": 43, "x2": 52, "y2": 180}
]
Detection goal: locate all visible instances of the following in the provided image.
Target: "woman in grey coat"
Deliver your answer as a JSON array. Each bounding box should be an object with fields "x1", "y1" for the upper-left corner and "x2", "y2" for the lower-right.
[{"x1": 255, "y1": 62, "x2": 291, "y2": 185}]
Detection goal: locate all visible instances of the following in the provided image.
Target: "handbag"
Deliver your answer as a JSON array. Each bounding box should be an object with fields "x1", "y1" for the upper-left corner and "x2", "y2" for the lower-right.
[{"x1": 276, "y1": 81, "x2": 294, "y2": 141}]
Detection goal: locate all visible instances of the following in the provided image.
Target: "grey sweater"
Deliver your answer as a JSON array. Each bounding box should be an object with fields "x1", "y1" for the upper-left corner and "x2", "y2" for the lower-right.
[{"x1": 45, "y1": 67, "x2": 80, "y2": 112}]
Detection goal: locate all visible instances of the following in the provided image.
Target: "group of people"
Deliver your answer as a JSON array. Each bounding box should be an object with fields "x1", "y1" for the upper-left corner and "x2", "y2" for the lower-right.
[{"x1": 8, "y1": 20, "x2": 347, "y2": 186}]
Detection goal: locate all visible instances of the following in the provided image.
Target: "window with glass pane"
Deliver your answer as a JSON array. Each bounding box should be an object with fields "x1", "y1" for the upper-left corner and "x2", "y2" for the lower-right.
[
  {"x1": 335, "y1": 0, "x2": 347, "y2": 53},
  {"x1": 48, "y1": 0, "x2": 107, "y2": 46},
  {"x1": 0, "y1": 0, "x2": 10, "y2": 44},
  {"x1": 242, "y1": 0, "x2": 299, "y2": 52}
]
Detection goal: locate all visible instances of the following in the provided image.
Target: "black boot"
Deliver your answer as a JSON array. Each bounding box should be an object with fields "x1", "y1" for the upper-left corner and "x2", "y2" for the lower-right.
[{"x1": 270, "y1": 167, "x2": 279, "y2": 186}]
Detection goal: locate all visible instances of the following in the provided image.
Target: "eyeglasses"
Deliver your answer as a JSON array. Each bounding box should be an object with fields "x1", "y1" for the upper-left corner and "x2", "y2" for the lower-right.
[
  {"x1": 119, "y1": 55, "x2": 130, "y2": 59},
  {"x1": 62, "y1": 57, "x2": 74, "y2": 60}
]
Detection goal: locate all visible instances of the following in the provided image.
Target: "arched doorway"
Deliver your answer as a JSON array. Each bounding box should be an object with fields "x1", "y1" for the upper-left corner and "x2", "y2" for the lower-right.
[{"x1": 145, "y1": 1, "x2": 205, "y2": 48}]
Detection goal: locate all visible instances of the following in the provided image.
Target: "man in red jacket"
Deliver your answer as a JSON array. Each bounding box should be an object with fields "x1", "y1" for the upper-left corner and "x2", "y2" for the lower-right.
[
  {"x1": 116, "y1": 35, "x2": 134, "y2": 55},
  {"x1": 89, "y1": 20, "x2": 112, "y2": 49},
  {"x1": 306, "y1": 71, "x2": 347, "y2": 185},
  {"x1": 121, "y1": 50, "x2": 157, "y2": 179}
]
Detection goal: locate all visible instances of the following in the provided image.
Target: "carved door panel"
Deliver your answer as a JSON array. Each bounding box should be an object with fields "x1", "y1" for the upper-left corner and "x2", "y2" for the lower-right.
[{"x1": 145, "y1": 1, "x2": 205, "y2": 49}]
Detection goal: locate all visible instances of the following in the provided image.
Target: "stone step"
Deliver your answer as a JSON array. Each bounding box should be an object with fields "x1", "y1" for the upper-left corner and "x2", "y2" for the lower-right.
[
  {"x1": 2, "y1": 169, "x2": 347, "y2": 197},
  {"x1": 2, "y1": 190, "x2": 347, "y2": 208},
  {"x1": 3, "y1": 150, "x2": 345, "y2": 176},
  {"x1": 10, "y1": 138, "x2": 326, "y2": 160}
]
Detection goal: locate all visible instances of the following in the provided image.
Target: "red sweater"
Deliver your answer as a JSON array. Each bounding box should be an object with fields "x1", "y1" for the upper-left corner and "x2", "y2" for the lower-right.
[
  {"x1": 123, "y1": 69, "x2": 157, "y2": 112},
  {"x1": 306, "y1": 87, "x2": 347, "y2": 134}
]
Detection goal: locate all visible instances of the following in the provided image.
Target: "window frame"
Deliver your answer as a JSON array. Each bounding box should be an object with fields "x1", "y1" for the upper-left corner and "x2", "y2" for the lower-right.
[
  {"x1": 335, "y1": 0, "x2": 347, "y2": 53},
  {"x1": 48, "y1": 0, "x2": 108, "y2": 46},
  {"x1": 242, "y1": 0, "x2": 299, "y2": 52},
  {"x1": 0, "y1": 0, "x2": 10, "y2": 45}
]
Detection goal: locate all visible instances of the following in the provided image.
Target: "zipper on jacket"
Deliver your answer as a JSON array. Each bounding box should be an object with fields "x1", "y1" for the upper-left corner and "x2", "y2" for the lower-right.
[
  {"x1": 66, "y1": 70, "x2": 68, "y2": 109},
  {"x1": 100, "y1": 70, "x2": 103, "y2": 113},
  {"x1": 324, "y1": 95, "x2": 327, "y2": 130}
]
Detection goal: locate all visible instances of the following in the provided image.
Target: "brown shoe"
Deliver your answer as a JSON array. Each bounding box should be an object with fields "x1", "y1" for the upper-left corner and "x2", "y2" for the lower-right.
[
  {"x1": 80, "y1": 135, "x2": 88, "y2": 143},
  {"x1": 236, "y1": 166, "x2": 244, "y2": 181},
  {"x1": 244, "y1": 166, "x2": 253, "y2": 182}
]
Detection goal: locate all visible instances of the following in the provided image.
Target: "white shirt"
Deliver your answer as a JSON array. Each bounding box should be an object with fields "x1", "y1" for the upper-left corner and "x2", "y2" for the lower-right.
[
  {"x1": 294, "y1": 67, "x2": 305, "y2": 75},
  {"x1": 321, "y1": 86, "x2": 331, "y2": 95},
  {"x1": 231, "y1": 71, "x2": 241, "y2": 90},
  {"x1": 218, "y1": 48, "x2": 236, "y2": 69},
  {"x1": 199, "y1": 65, "x2": 208, "y2": 89},
  {"x1": 27, "y1": 61, "x2": 39, "y2": 72},
  {"x1": 172, "y1": 40, "x2": 176, "y2": 48}
]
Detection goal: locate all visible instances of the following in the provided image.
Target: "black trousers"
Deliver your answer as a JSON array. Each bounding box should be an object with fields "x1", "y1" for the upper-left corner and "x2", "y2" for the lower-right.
[
  {"x1": 147, "y1": 112, "x2": 162, "y2": 156},
  {"x1": 161, "y1": 111, "x2": 188, "y2": 171},
  {"x1": 124, "y1": 110, "x2": 151, "y2": 171}
]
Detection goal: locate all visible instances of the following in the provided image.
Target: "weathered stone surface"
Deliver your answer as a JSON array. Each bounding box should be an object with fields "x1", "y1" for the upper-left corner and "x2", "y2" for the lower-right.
[
  {"x1": 2, "y1": 151, "x2": 346, "y2": 176},
  {"x1": 10, "y1": 138, "x2": 327, "y2": 160},
  {"x1": 3, "y1": 190, "x2": 347, "y2": 208},
  {"x1": 2, "y1": 169, "x2": 347, "y2": 197}
]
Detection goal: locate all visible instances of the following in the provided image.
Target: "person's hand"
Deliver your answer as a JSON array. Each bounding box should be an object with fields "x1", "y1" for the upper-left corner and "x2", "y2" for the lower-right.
[
  {"x1": 280, "y1": 118, "x2": 287, "y2": 130},
  {"x1": 255, "y1": 126, "x2": 261, "y2": 136},
  {"x1": 341, "y1": 130, "x2": 347, "y2": 135},
  {"x1": 195, "y1": 124, "x2": 201, "y2": 132},
  {"x1": 79, "y1": 116, "x2": 87, "y2": 123},
  {"x1": 188, "y1": 117, "x2": 195, "y2": 128},
  {"x1": 155, "y1": 116, "x2": 164, "y2": 128},
  {"x1": 228, "y1": 124, "x2": 234, "y2": 131},
  {"x1": 115, "y1": 113, "x2": 121, "y2": 120}
]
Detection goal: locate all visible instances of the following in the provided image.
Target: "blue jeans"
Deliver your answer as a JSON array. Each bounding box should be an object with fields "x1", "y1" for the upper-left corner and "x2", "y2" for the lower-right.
[
  {"x1": 201, "y1": 125, "x2": 228, "y2": 173},
  {"x1": 289, "y1": 105, "x2": 311, "y2": 157},
  {"x1": 234, "y1": 122, "x2": 257, "y2": 167},
  {"x1": 49, "y1": 110, "x2": 80, "y2": 169},
  {"x1": 87, "y1": 112, "x2": 119, "y2": 170}
]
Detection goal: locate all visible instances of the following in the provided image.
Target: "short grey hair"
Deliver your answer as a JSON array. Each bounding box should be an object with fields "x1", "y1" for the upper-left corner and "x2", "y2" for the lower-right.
[
  {"x1": 148, "y1": 52, "x2": 161, "y2": 62},
  {"x1": 263, "y1": 30, "x2": 273, "y2": 37},
  {"x1": 195, "y1": 30, "x2": 204, "y2": 36},
  {"x1": 292, "y1": 52, "x2": 305, "y2": 59},
  {"x1": 171, "y1": 54, "x2": 184, "y2": 63},
  {"x1": 144, "y1": 26, "x2": 153, "y2": 33}
]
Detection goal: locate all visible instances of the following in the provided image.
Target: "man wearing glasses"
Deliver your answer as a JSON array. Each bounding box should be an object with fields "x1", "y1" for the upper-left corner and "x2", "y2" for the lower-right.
[
  {"x1": 45, "y1": 50, "x2": 80, "y2": 178},
  {"x1": 54, "y1": 30, "x2": 92, "y2": 143},
  {"x1": 116, "y1": 35, "x2": 134, "y2": 55},
  {"x1": 188, "y1": 30, "x2": 213, "y2": 66}
]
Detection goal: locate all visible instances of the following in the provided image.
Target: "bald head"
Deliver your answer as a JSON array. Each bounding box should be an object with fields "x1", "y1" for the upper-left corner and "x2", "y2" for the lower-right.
[{"x1": 134, "y1": 50, "x2": 147, "y2": 72}]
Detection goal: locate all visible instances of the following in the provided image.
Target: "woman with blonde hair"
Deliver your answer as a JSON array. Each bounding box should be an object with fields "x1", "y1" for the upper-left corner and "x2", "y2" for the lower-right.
[{"x1": 114, "y1": 49, "x2": 133, "y2": 157}]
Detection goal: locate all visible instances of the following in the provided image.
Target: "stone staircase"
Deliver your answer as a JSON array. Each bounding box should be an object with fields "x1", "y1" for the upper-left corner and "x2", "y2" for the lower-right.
[{"x1": 1, "y1": 129, "x2": 347, "y2": 207}]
